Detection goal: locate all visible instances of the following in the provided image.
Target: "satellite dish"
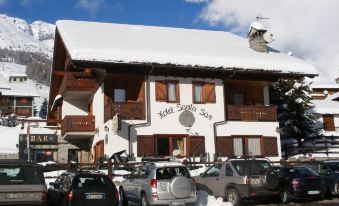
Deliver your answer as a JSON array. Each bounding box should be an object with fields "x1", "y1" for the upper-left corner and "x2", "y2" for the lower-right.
[
  {"x1": 263, "y1": 33, "x2": 274, "y2": 43},
  {"x1": 179, "y1": 111, "x2": 195, "y2": 127},
  {"x1": 323, "y1": 90, "x2": 329, "y2": 96}
]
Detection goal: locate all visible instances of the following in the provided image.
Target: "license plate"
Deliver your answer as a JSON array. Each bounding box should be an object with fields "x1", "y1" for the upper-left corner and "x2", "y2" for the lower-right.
[
  {"x1": 169, "y1": 201, "x2": 185, "y2": 206},
  {"x1": 250, "y1": 178, "x2": 260, "y2": 185},
  {"x1": 86, "y1": 194, "x2": 105, "y2": 199},
  {"x1": 307, "y1": 190, "x2": 320, "y2": 195},
  {"x1": 6, "y1": 193, "x2": 25, "y2": 199}
]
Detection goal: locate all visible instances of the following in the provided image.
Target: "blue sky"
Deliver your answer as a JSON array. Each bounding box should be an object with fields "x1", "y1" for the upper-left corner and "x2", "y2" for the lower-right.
[{"x1": 0, "y1": 0, "x2": 221, "y2": 31}]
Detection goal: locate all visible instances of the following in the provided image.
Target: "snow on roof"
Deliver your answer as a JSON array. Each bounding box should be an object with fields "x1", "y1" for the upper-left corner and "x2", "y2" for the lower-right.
[
  {"x1": 0, "y1": 74, "x2": 10, "y2": 89},
  {"x1": 0, "y1": 80, "x2": 40, "y2": 97},
  {"x1": 0, "y1": 125, "x2": 20, "y2": 154},
  {"x1": 311, "y1": 83, "x2": 339, "y2": 89},
  {"x1": 9, "y1": 73, "x2": 27, "y2": 78},
  {"x1": 249, "y1": 21, "x2": 267, "y2": 31},
  {"x1": 311, "y1": 99, "x2": 339, "y2": 114},
  {"x1": 56, "y1": 20, "x2": 317, "y2": 76}
]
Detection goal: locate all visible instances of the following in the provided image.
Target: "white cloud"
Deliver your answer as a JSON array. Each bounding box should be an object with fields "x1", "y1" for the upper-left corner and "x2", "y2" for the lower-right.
[
  {"x1": 76, "y1": 0, "x2": 104, "y2": 15},
  {"x1": 198, "y1": 0, "x2": 339, "y2": 82},
  {"x1": 0, "y1": 0, "x2": 7, "y2": 6}
]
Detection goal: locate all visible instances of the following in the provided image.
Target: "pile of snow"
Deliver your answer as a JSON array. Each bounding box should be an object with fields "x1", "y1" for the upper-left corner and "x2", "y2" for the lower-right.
[
  {"x1": 0, "y1": 125, "x2": 21, "y2": 154},
  {"x1": 38, "y1": 161, "x2": 56, "y2": 166},
  {"x1": 44, "y1": 170, "x2": 66, "y2": 188},
  {"x1": 195, "y1": 191, "x2": 233, "y2": 206},
  {"x1": 189, "y1": 165, "x2": 207, "y2": 177}
]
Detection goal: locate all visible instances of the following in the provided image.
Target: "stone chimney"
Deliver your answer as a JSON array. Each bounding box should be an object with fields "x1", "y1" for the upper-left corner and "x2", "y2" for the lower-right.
[{"x1": 248, "y1": 22, "x2": 270, "y2": 53}]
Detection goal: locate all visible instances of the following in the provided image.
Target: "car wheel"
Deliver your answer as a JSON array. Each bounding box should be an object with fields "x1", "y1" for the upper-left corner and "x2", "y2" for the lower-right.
[
  {"x1": 280, "y1": 189, "x2": 291, "y2": 204},
  {"x1": 119, "y1": 188, "x2": 128, "y2": 205},
  {"x1": 141, "y1": 194, "x2": 149, "y2": 206},
  {"x1": 226, "y1": 188, "x2": 241, "y2": 206}
]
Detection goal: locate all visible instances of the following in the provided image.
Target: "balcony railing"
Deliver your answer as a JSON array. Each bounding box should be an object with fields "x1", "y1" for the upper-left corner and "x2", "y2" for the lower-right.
[
  {"x1": 59, "y1": 72, "x2": 98, "y2": 95},
  {"x1": 61, "y1": 115, "x2": 95, "y2": 136},
  {"x1": 112, "y1": 102, "x2": 145, "y2": 120},
  {"x1": 226, "y1": 105, "x2": 277, "y2": 121}
]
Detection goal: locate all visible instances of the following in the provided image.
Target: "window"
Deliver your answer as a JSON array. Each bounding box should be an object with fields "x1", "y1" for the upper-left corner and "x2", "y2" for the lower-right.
[
  {"x1": 247, "y1": 138, "x2": 261, "y2": 156},
  {"x1": 225, "y1": 164, "x2": 233, "y2": 176},
  {"x1": 155, "y1": 80, "x2": 179, "y2": 103},
  {"x1": 193, "y1": 83, "x2": 203, "y2": 103},
  {"x1": 114, "y1": 89, "x2": 126, "y2": 102},
  {"x1": 192, "y1": 82, "x2": 216, "y2": 104},
  {"x1": 167, "y1": 82, "x2": 177, "y2": 102},
  {"x1": 204, "y1": 164, "x2": 222, "y2": 177},
  {"x1": 233, "y1": 138, "x2": 243, "y2": 156},
  {"x1": 234, "y1": 93, "x2": 244, "y2": 105}
]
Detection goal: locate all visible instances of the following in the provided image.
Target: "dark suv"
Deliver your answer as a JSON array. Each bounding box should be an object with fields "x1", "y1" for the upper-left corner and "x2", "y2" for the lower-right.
[
  {"x1": 47, "y1": 171, "x2": 119, "y2": 206},
  {"x1": 195, "y1": 158, "x2": 280, "y2": 206}
]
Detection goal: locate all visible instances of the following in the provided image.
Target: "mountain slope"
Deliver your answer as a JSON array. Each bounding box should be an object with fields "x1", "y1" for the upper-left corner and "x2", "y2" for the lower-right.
[{"x1": 0, "y1": 14, "x2": 55, "y2": 55}]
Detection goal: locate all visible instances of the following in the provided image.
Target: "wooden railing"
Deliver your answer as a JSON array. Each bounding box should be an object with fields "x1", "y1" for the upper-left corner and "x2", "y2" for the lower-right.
[
  {"x1": 61, "y1": 115, "x2": 95, "y2": 136},
  {"x1": 59, "y1": 72, "x2": 98, "y2": 95},
  {"x1": 226, "y1": 105, "x2": 277, "y2": 121},
  {"x1": 112, "y1": 102, "x2": 145, "y2": 120}
]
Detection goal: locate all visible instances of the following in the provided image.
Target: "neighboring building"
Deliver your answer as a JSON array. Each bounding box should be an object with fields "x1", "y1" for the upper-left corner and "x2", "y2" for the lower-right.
[
  {"x1": 0, "y1": 70, "x2": 39, "y2": 117},
  {"x1": 311, "y1": 83, "x2": 339, "y2": 100},
  {"x1": 47, "y1": 20, "x2": 317, "y2": 163}
]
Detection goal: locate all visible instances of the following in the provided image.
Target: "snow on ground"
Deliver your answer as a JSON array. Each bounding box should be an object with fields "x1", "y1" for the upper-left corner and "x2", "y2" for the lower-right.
[
  {"x1": 196, "y1": 191, "x2": 233, "y2": 206},
  {"x1": 0, "y1": 125, "x2": 21, "y2": 154}
]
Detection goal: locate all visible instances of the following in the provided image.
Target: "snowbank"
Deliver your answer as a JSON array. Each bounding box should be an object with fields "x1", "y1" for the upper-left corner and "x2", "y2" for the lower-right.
[
  {"x1": 189, "y1": 165, "x2": 207, "y2": 177},
  {"x1": 195, "y1": 191, "x2": 233, "y2": 206},
  {"x1": 0, "y1": 125, "x2": 21, "y2": 154}
]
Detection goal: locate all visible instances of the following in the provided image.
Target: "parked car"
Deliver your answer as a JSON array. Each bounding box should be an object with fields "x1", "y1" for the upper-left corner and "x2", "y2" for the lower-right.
[
  {"x1": 47, "y1": 170, "x2": 119, "y2": 206},
  {"x1": 119, "y1": 161, "x2": 197, "y2": 206},
  {"x1": 195, "y1": 158, "x2": 280, "y2": 206},
  {"x1": 275, "y1": 166, "x2": 327, "y2": 203},
  {"x1": 0, "y1": 160, "x2": 47, "y2": 206}
]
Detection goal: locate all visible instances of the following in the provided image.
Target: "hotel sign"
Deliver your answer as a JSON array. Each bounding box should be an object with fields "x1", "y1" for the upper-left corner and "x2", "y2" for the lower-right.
[{"x1": 19, "y1": 134, "x2": 58, "y2": 145}]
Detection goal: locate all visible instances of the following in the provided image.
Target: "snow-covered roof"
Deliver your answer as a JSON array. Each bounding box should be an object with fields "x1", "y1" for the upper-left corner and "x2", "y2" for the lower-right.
[
  {"x1": 56, "y1": 20, "x2": 317, "y2": 76},
  {"x1": 311, "y1": 84, "x2": 339, "y2": 89},
  {"x1": 311, "y1": 99, "x2": 339, "y2": 114},
  {"x1": 0, "y1": 80, "x2": 40, "y2": 97}
]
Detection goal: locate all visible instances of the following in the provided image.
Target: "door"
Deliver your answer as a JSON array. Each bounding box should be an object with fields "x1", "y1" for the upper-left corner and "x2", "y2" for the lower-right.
[
  {"x1": 124, "y1": 167, "x2": 139, "y2": 200},
  {"x1": 199, "y1": 164, "x2": 222, "y2": 195}
]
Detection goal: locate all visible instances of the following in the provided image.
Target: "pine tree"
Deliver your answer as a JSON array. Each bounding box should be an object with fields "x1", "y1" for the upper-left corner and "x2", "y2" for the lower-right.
[
  {"x1": 270, "y1": 78, "x2": 319, "y2": 146},
  {"x1": 39, "y1": 98, "x2": 48, "y2": 119}
]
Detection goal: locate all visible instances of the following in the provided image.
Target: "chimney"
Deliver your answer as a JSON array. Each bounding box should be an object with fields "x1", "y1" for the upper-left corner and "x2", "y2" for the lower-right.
[
  {"x1": 336, "y1": 77, "x2": 339, "y2": 84},
  {"x1": 248, "y1": 21, "x2": 271, "y2": 53}
]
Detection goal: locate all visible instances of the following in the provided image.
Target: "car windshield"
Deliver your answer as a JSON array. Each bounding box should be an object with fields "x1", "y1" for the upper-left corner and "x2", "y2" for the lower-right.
[
  {"x1": 0, "y1": 165, "x2": 44, "y2": 185},
  {"x1": 156, "y1": 167, "x2": 190, "y2": 180},
  {"x1": 232, "y1": 160, "x2": 272, "y2": 176},
  {"x1": 289, "y1": 167, "x2": 319, "y2": 176},
  {"x1": 74, "y1": 175, "x2": 113, "y2": 189}
]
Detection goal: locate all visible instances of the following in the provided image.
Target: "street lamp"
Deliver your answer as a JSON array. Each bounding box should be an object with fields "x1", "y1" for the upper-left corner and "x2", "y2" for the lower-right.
[{"x1": 26, "y1": 123, "x2": 39, "y2": 162}]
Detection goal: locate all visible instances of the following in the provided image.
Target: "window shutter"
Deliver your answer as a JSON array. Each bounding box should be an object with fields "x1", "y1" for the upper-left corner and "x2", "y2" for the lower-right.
[
  {"x1": 263, "y1": 137, "x2": 278, "y2": 156},
  {"x1": 175, "y1": 82, "x2": 180, "y2": 103},
  {"x1": 137, "y1": 136, "x2": 155, "y2": 157},
  {"x1": 155, "y1": 81, "x2": 167, "y2": 102},
  {"x1": 203, "y1": 83, "x2": 216, "y2": 103},
  {"x1": 216, "y1": 137, "x2": 234, "y2": 156},
  {"x1": 188, "y1": 136, "x2": 205, "y2": 155},
  {"x1": 323, "y1": 115, "x2": 335, "y2": 131}
]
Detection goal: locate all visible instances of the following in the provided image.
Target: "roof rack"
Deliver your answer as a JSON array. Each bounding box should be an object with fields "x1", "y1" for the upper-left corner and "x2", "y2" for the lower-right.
[
  {"x1": 225, "y1": 155, "x2": 273, "y2": 164},
  {"x1": 141, "y1": 157, "x2": 171, "y2": 162}
]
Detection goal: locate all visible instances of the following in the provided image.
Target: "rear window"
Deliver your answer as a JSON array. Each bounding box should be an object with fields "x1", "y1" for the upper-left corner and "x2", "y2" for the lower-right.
[
  {"x1": 73, "y1": 175, "x2": 113, "y2": 189},
  {"x1": 289, "y1": 167, "x2": 319, "y2": 176},
  {"x1": 232, "y1": 160, "x2": 272, "y2": 176},
  {"x1": 156, "y1": 167, "x2": 190, "y2": 180},
  {"x1": 0, "y1": 165, "x2": 44, "y2": 185}
]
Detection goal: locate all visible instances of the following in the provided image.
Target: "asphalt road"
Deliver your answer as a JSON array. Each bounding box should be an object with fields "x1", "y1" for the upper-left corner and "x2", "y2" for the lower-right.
[{"x1": 249, "y1": 197, "x2": 339, "y2": 206}]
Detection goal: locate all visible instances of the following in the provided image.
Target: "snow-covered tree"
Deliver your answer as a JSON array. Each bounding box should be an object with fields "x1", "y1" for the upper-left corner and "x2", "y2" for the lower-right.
[
  {"x1": 1, "y1": 114, "x2": 18, "y2": 127},
  {"x1": 270, "y1": 78, "x2": 319, "y2": 146},
  {"x1": 39, "y1": 98, "x2": 48, "y2": 119}
]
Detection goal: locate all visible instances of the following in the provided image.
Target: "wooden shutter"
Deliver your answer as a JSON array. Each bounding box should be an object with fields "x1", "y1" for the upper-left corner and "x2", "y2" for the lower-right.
[
  {"x1": 188, "y1": 136, "x2": 205, "y2": 155},
  {"x1": 203, "y1": 83, "x2": 216, "y2": 103},
  {"x1": 137, "y1": 136, "x2": 155, "y2": 157},
  {"x1": 263, "y1": 137, "x2": 278, "y2": 156},
  {"x1": 155, "y1": 81, "x2": 167, "y2": 102},
  {"x1": 175, "y1": 82, "x2": 180, "y2": 103},
  {"x1": 323, "y1": 115, "x2": 335, "y2": 131},
  {"x1": 216, "y1": 137, "x2": 234, "y2": 156}
]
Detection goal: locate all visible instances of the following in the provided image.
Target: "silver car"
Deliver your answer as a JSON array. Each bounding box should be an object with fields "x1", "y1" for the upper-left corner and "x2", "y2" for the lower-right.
[
  {"x1": 119, "y1": 161, "x2": 196, "y2": 206},
  {"x1": 0, "y1": 160, "x2": 47, "y2": 206}
]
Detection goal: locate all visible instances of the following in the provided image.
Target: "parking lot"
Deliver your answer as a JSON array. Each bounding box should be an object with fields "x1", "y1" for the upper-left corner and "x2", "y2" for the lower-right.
[{"x1": 250, "y1": 197, "x2": 339, "y2": 206}]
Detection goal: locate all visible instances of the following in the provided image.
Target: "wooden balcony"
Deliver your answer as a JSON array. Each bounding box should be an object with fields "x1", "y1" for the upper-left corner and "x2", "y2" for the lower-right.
[
  {"x1": 59, "y1": 72, "x2": 98, "y2": 99},
  {"x1": 61, "y1": 115, "x2": 95, "y2": 139},
  {"x1": 111, "y1": 102, "x2": 145, "y2": 120},
  {"x1": 226, "y1": 105, "x2": 277, "y2": 121}
]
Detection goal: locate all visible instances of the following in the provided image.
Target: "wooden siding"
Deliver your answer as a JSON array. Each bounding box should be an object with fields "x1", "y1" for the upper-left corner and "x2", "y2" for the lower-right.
[{"x1": 323, "y1": 115, "x2": 335, "y2": 131}]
